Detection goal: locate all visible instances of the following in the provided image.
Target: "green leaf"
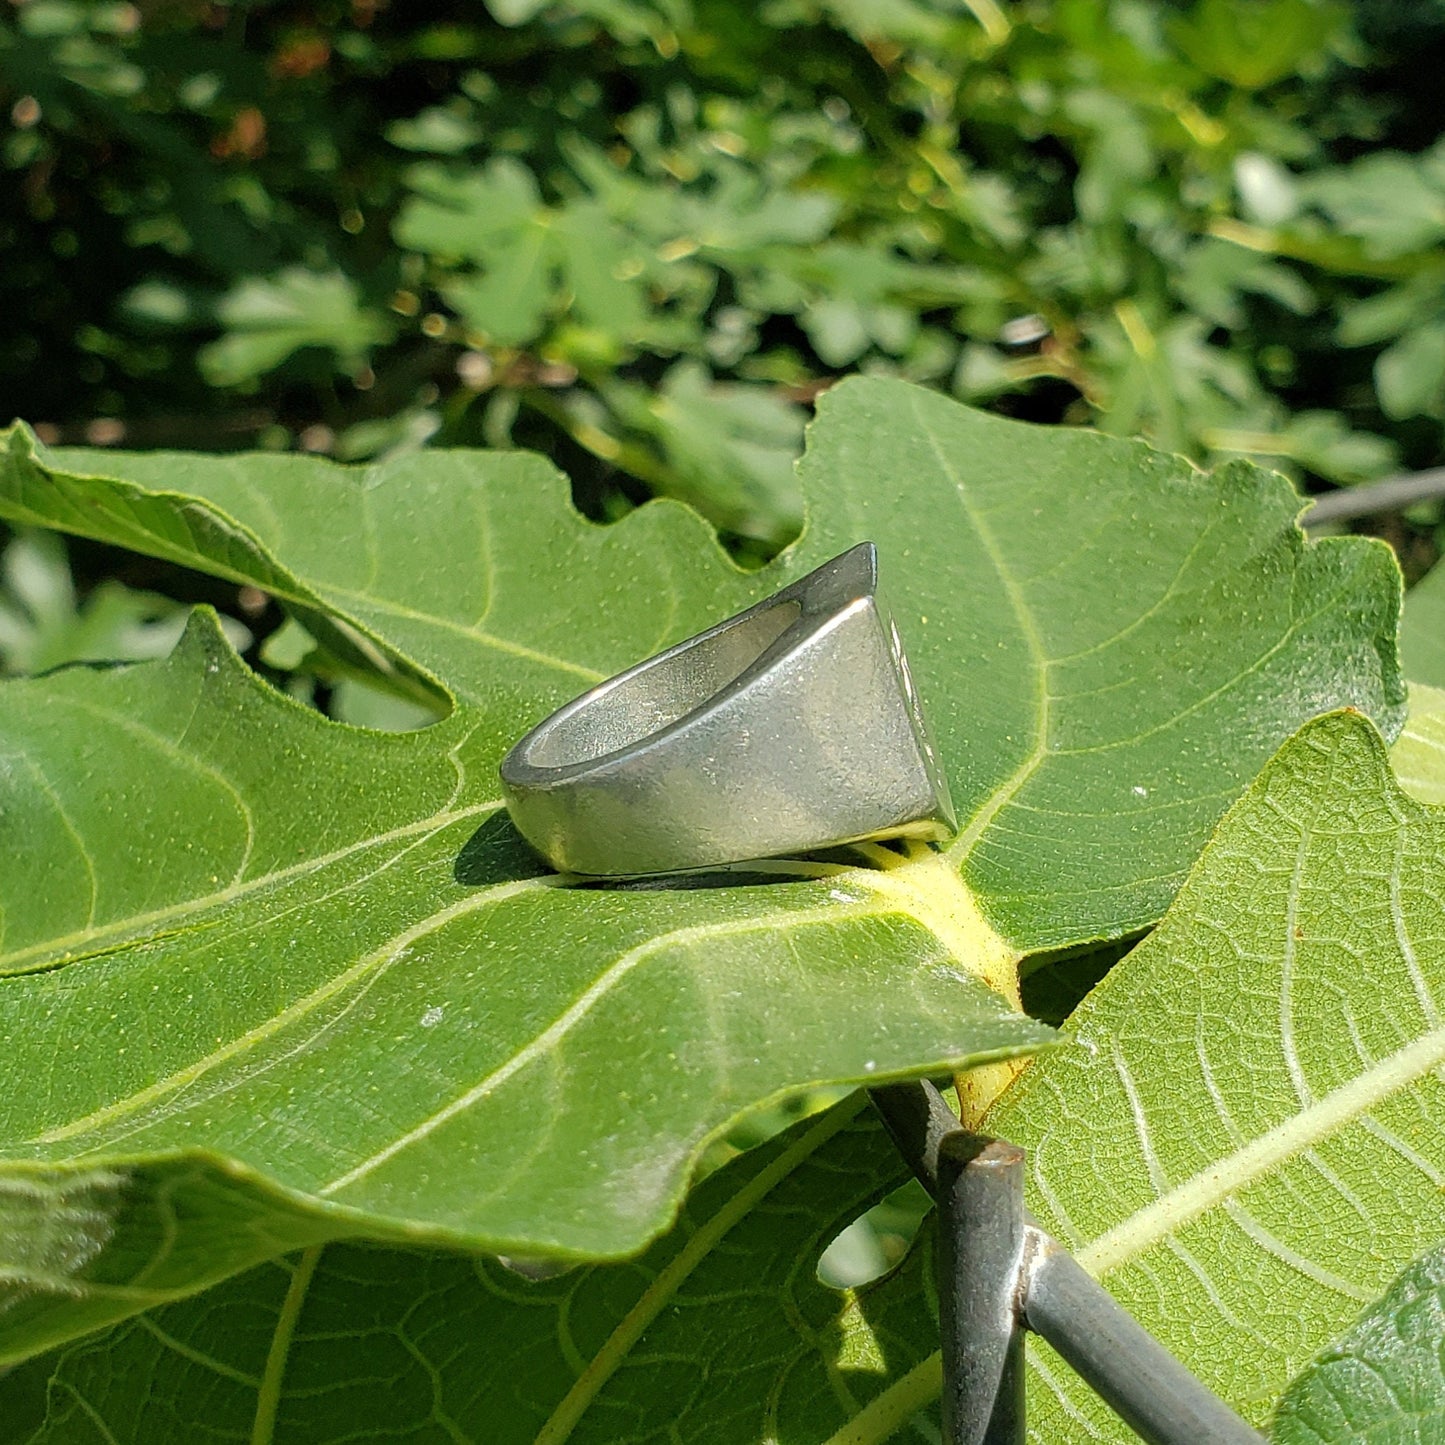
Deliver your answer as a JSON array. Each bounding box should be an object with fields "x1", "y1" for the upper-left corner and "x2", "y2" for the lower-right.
[
  {"x1": 394, "y1": 161, "x2": 544, "y2": 261},
  {"x1": 600, "y1": 361, "x2": 806, "y2": 542},
  {"x1": 1271, "y1": 1241, "x2": 1445, "y2": 1445},
  {"x1": 482, "y1": 0, "x2": 676, "y2": 37},
  {"x1": 979, "y1": 711, "x2": 1445, "y2": 1436},
  {"x1": 0, "y1": 377, "x2": 1403, "y2": 1360},
  {"x1": 1268, "y1": 411, "x2": 1398, "y2": 486},
  {"x1": 552, "y1": 201, "x2": 650, "y2": 338},
  {"x1": 21, "y1": 708, "x2": 1445, "y2": 1443},
  {"x1": 1169, "y1": 0, "x2": 1343, "y2": 89},
  {"x1": 803, "y1": 297, "x2": 874, "y2": 367},
  {"x1": 1375, "y1": 322, "x2": 1445, "y2": 421},
  {"x1": 199, "y1": 269, "x2": 392, "y2": 388},
  {"x1": 0, "y1": 1098, "x2": 939, "y2": 1444},
  {"x1": 1400, "y1": 565, "x2": 1445, "y2": 692},
  {"x1": 482, "y1": 0, "x2": 551, "y2": 21},
  {"x1": 385, "y1": 106, "x2": 484, "y2": 154},
  {"x1": 397, "y1": 160, "x2": 651, "y2": 350},
  {"x1": 0, "y1": 604, "x2": 1042, "y2": 1363},
  {"x1": 397, "y1": 162, "x2": 556, "y2": 348},
  {"x1": 1173, "y1": 239, "x2": 1315, "y2": 331},
  {"x1": 791, "y1": 380, "x2": 1403, "y2": 949},
  {"x1": 442, "y1": 226, "x2": 554, "y2": 348},
  {"x1": 761, "y1": 240, "x2": 980, "y2": 369},
  {"x1": 0, "y1": 529, "x2": 247, "y2": 676},
  {"x1": 1336, "y1": 278, "x2": 1443, "y2": 348},
  {"x1": 1388, "y1": 681, "x2": 1445, "y2": 805},
  {"x1": 1304, "y1": 146, "x2": 1445, "y2": 259},
  {"x1": 686, "y1": 174, "x2": 839, "y2": 251}
]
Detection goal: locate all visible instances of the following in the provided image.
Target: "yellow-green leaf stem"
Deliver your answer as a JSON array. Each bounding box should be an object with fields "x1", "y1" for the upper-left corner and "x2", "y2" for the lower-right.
[{"x1": 851, "y1": 842, "x2": 1027, "y2": 1121}]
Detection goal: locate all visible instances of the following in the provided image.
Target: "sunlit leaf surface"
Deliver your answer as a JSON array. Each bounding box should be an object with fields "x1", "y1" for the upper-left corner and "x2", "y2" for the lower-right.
[
  {"x1": 0, "y1": 379, "x2": 1403, "y2": 1363},
  {"x1": 21, "y1": 708, "x2": 1445, "y2": 1445},
  {"x1": 1271, "y1": 1240, "x2": 1445, "y2": 1445}
]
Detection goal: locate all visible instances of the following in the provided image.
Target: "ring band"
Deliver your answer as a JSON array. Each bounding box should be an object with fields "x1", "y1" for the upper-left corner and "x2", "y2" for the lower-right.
[{"x1": 499, "y1": 542, "x2": 955, "y2": 876}]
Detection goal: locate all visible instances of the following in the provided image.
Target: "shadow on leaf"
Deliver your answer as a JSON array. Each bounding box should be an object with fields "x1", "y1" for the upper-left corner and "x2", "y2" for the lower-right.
[{"x1": 452, "y1": 811, "x2": 552, "y2": 887}]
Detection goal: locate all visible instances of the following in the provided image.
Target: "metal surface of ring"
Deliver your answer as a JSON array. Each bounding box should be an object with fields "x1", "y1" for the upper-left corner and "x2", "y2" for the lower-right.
[{"x1": 498, "y1": 541, "x2": 955, "y2": 876}]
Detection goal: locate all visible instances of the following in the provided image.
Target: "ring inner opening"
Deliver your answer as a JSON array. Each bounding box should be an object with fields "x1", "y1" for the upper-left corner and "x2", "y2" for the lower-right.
[{"x1": 529, "y1": 598, "x2": 801, "y2": 767}]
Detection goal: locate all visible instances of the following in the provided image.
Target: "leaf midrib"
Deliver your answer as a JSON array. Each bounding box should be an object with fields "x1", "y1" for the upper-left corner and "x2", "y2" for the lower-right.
[
  {"x1": 532, "y1": 1100, "x2": 864, "y2": 1445},
  {"x1": 318, "y1": 897, "x2": 910, "y2": 1197},
  {"x1": 0, "y1": 800, "x2": 502, "y2": 978},
  {"x1": 908, "y1": 392, "x2": 1051, "y2": 869},
  {"x1": 1079, "y1": 1019, "x2": 1445, "y2": 1276},
  {"x1": 327, "y1": 583, "x2": 607, "y2": 684},
  {"x1": 26, "y1": 875, "x2": 559, "y2": 1149},
  {"x1": 250, "y1": 1246, "x2": 321, "y2": 1445}
]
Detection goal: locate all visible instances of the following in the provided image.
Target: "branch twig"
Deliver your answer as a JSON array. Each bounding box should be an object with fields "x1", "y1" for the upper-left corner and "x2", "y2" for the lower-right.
[{"x1": 1303, "y1": 467, "x2": 1445, "y2": 527}]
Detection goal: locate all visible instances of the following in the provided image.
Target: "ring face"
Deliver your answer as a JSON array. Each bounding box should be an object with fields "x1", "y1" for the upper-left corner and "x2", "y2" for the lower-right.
[{"x1": 499, "y1": 541, "x2": 955, "y2": 876}]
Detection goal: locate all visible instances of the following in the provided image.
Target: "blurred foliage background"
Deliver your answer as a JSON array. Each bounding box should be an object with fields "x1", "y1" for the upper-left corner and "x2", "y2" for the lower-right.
[{"x1": 3, "y1": 0, "x2": 1445, "y2": 681}]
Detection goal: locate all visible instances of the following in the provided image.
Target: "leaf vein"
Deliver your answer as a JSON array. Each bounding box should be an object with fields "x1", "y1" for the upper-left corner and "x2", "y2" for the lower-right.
[
  {"x1": 327, "y1": 585, "x2": 606, "y2": 683},
  {"x1": 532, "y1": 1101, "x2": 863, "y2": 1445},
  {"x1": 26, "y1": 869, "x2": 550, "y2": 1148},
  {"x1": 250, "y1": 1245, "x2": 323, "y2": 1445},
  {"x1": 319, "y1": 902, "x2": 890, "y2": 1196},
  {"x1": 1222, "y1": 1200, "x2": 1372, "y2": 1302},
  {"x1": 0, "y1": 800, "x2": 501, "y2": 977},
  {"x1": 908, "y1": 392, "x2": 1050, "y2": 869},
  {"x1": 1079, "y1": 1021, "x2": 1445, "y2": 1277}
]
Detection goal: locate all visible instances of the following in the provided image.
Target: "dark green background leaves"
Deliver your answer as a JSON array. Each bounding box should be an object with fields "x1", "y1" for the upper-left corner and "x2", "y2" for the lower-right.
[{"x1": 4, "y1": 0, "x2": 1443, "y2": 546}]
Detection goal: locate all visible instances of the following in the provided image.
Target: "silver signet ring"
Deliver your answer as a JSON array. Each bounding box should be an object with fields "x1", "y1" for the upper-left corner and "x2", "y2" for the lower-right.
[{"x1": 498, "y1": 542, "x2": 956, "y2": 876}]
